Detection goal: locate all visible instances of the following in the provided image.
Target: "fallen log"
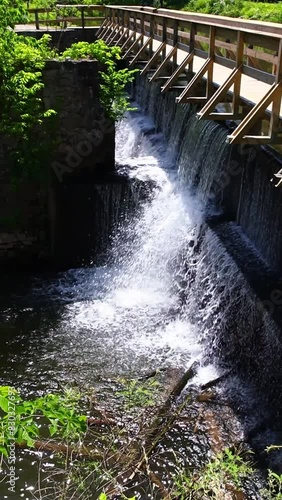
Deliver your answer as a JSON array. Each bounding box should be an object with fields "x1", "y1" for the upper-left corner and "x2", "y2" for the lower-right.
[
  {"x1": 106, "y1": 361, "x2": 199, "y2": 497},
  {"x1": 142, "y1": 361, "x2": 199, "y2": 451},
  {"x1": 201, "y1": 370, "x2": 232, "y2": 390}
]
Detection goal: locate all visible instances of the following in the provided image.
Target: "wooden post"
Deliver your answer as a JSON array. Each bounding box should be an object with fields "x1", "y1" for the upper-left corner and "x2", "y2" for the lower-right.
[
  {"x1": 162, "y1": 17, "x2": 167, "y2": 62},
  {"x1": 149, "y1": 15, "x2": 154, "y2": 58},
  {"x1": 270, "y1": 38, "x2": 282, "y2": 138},
  {"x1": 173, "y1": 19, "x2": 178, "y2": 70},
  {"x1": 140, "y1": 13, "x2": 145, "y2": 35},
  {"x1": 233, "y1": 31, "x2": 244, "y2": 114},
  {"x1": 81, "y1": 6, "x2": 85, "y2": 30},
  {"x1": 207, "y1": 25, "x2": 215, "y2": 98},
  {"x1": 121, "y1": 9, "x2": 125, "y2": 31},
  {"x1": 189, "y1": 23, "x2": 196, "y2": 73},
  {"x1": 35, "y1": 10, "x2": 39, "y2": 30}
]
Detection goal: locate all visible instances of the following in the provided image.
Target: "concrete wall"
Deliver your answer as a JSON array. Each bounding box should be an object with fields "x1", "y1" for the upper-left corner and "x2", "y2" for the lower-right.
[{"x1": 134, "y1": 76, "x2": 282, "y2": 276}]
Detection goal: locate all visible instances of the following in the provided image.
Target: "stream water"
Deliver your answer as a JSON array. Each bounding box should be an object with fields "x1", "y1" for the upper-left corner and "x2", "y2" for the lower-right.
[{"x1": 0, "y1": 101, "x2": 282, "y2": 498}]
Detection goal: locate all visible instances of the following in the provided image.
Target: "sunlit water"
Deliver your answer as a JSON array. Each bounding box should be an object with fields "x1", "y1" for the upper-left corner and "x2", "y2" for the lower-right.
[
  {"x1": 0, "y1": 113, "x2": 208, "y2": 399},
  {"x1": 0, "y1": 110, "x2": 281, "y2": 498}
]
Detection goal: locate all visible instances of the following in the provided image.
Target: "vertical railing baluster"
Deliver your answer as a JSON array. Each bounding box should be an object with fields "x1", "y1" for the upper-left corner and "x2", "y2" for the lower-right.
[
  {"x1": 270, "y1": 38, "x2": 282, "y2": 139},
  {"x1": 207, "y1": 25, "x2": 215, "y2": 98},
  {"x1": 233, "y1": 31, "x2": 244, "y2": 115},
  {"x1": 162, "y1": 16, "x2": 167, "y2": 62},
  {"x1": 173, "y1": 19, "x2": 178, "y2": 70},
  {"x1": 189, "y1": 22, "x2": 195, "y2": 73},
  {"x1": 149, "y1": 15, "x2": 154, "y2": 58}
]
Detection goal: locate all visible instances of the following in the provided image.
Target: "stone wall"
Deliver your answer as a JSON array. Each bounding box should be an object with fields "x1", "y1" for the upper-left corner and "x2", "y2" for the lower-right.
[{"x1": 0, "y1": 59, "x2": 116, "y2": 268}]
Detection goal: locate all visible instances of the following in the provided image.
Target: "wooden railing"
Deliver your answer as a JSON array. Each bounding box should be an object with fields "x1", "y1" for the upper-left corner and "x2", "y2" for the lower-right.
[
  {"x1": 27, "y1": 4, "x2": 105, "y2": 30},
  {"x1": 99, "y1": 6, "x2": 282, "y2": 144}
]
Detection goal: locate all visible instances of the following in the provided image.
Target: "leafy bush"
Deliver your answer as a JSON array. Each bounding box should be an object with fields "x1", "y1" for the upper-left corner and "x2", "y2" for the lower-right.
[
  {"x1": 178, "y1": 0, "x2": 282, "y2": 21},
  {"x1": 183, "y1": 0, "x2": 244, "y2": 17},
  {"x1": 0, "y1": 385, "x2": 87, "y2": 457},
  {"x1": 61, "y1": 40, "x2": 138, "y2": 120},
  {"x1": 0, "y1": 0, "x2": 27, "y2": 29},
  {"x1": 0, "y1": 2, "x2": 57, "y2": 180}
]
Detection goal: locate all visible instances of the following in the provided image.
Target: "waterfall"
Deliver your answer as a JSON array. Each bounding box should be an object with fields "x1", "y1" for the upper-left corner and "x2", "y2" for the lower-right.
[
  {"x1": 54, "y1": 91, "x2": 282, "y2": 407},
  {"x1": 129, "y1": 78, "x2": 282, "y2": 405},
  {"x1": 4, "y1": 75, "x2": 281, "y2": 473}
]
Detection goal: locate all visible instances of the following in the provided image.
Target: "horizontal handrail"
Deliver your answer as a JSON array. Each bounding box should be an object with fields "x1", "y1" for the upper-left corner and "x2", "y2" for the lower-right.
[
  {"x1": 110, "y1": 5, "x2": 282, "y2": 38},
  {"x1": 105, "y1": 6, "x2": 282, "y2": 85},
  {"x1": 27, "y1": 4, "x2": 105, "y2": 30},
  {"x1": 102, "y1": 5, "x2": 282, "y2": 143}
]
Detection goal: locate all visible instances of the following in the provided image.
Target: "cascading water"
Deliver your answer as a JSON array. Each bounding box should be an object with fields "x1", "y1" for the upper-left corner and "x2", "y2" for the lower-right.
[{"x1": 1, "y1": 79, "x2": 282, "y2": 498}]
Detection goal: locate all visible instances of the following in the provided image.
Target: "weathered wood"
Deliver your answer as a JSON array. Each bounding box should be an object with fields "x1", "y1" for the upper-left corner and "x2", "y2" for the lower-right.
[
  {"x1": 96, "y1": 18, "x2": 110, "y2": 38},
  {"x1": 227, "y1": 81, "x2": 282, "y2": 143},
  {"x1": 108, "y1": 25, "x2": 124, "y2": 45},
  {"x1": 271, "y1": 38, "x2": 282, "y2": 136},
  {"x1": 130, "y1": 36, "x2": 153, "y2": 65},
  {"x1": 105, "y1": 23, "x2": 118, "y2": 44},
  {"x1": 207, "y1": 26, "x2": 215, "y2": 97},
  {"x1": 100, "y1": 6, "x2": 282, "y2": 144},
  {"x1": 161, "y1": 51, "x2": 194, "y2": 92},
  {"x1": 121, "y1": 30, "x2": 136, "y2": 51},
  {"x1": 176, "y1": 56, "x2": 214, "y2": 103},
  {"x1": 111, "y1": 362, "x2": 198, "y2": 489},
  {"x1": 123, "y1": 33, "x2": 143, "y2": 60},
  {"x1": 150, "y1": 44, "x2": 178, "y2": 82},
  {"x1": 115, "y1": 27, "x2": 130, "y2": 47},
  {"x1": 141, "y1": 41, "x2": 166, "y2": 75},
  {"x1": 100, "y1": 21, "x2": 114, "y2": 41},
  {"x1": 233, "y1": 31, "x2": 244, "y2": 114}
]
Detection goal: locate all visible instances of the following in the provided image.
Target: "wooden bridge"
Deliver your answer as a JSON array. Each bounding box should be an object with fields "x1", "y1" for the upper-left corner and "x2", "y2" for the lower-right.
[{"x1": 96, "y1": 6, "x2": 282, "y2": 145}]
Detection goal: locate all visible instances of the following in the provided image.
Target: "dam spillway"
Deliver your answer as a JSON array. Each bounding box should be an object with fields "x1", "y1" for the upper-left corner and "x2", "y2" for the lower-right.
[{"x1": 1, "y1": 72, "x2": 282, "y2": 497}]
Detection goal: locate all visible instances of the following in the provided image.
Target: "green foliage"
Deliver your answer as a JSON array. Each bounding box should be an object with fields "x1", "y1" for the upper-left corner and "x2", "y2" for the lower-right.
[
  {"x1": 99, "y1": 494, "x2": 135, "y2": 500},
  {"x1": 61, "y1": 40, "x2": 138, "y2": 121},
  {"x1": 0, "y1": 0, "x2": 27, "y2": 29},
  {"x1": 0, "y1": 385, "x2": 87, "y2": 457},
  {"x1": 183, "y1": 0, "x2": 243, "y2": 17},
  {"x1": 175, "y1": 0, "x2": 282, "y2": 22},
  {"x1": 241, "y1": 1, "x2": 282, "y2": 23},
  {"x1": 117, "y1": 377, "x2": 160, "y2": 410},
  {"x1": 260, "y1": 446, "x2": 282, "y2": 499},
  {"x1": 62, "y1": 40, "x2": 121, "y2": 65},
  {"x1": 172, "y1": 448, "x2": 253, "y2": 499},
  {"x1": 0, "y1": 2, "x2": 57, "y2": 181},
  {"x1": 263, "y1": 470, "x2": 282, "y2": 499}
]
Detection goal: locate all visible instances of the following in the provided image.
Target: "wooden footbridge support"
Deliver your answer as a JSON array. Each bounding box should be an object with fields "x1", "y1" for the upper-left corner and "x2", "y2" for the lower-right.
[{"x1": 98, "y1": 6, "x2": 282, "y2": 145}]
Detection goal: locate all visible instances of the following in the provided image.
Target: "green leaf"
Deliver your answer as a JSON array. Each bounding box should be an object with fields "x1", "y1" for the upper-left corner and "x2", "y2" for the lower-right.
[
  {"x1": 0, "y1": 446, "x2": 8, "y2": 457},
  {"x1": 0, "y1": 395, "x2": 8, "y2": 413},
  {"x1": 99, "y1": 494, "x2": 107, "y2": 500}
]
